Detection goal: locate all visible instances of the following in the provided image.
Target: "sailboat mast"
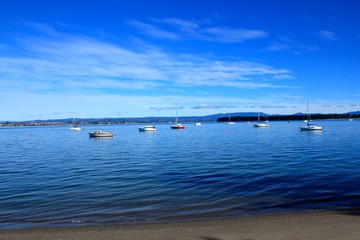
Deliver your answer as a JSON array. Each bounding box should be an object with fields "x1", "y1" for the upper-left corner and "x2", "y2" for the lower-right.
[{"x1": 307, "y1": 100, "x2": 310, "y2": 121}]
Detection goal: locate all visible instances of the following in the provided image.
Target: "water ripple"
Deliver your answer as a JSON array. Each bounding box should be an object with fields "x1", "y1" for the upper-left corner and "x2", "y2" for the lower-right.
[{"x1": 1, "y1": 121, "x2": 360, "y2": 228}]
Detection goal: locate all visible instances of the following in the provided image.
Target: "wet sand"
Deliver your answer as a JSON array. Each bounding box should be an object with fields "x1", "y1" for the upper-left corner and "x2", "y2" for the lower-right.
[{"x1": 1, "y1": 210, "x2": 360, "y2": 240}]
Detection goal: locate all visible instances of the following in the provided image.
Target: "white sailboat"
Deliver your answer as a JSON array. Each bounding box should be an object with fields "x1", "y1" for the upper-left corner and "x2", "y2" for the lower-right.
[
  {"x1": 253, "y1": 111, "x2": 269, "y2": 127},
  {"x1": 70, "y1": 115, "x2": 81, "y2": 131},
  {"x1": 300, "y1": 101, "x2": 322, "y2": 131},
  {"x1": 225, "y1": 113, "x2": 235, "y2": 124}
]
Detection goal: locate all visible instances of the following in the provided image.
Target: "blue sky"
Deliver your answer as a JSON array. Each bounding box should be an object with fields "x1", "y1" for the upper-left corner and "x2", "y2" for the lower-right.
[{"x1": 1, "y1": 0, "x2": 359, "y2": 121}]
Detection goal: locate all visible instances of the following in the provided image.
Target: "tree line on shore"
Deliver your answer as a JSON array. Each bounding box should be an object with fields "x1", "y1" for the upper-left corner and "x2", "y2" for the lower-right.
[
  {"x1": 1, "y1": 112, "x2": 359, "y2": 127},
  {"x1": 217, "y1": 113, "x2": 357, "y2": 122}
]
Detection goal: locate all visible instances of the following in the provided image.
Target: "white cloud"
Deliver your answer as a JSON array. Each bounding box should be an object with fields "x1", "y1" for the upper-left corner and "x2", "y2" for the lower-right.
[
  {"x1": 151, "y1": 18, "x2": 200, "y2": 30},
  {"x1": 0, "y1": 28, "x2": 292, "y2": 95},
  {"x1": 127, "y1": 20, "x2": 180, "y2": 40},
  {"x1": 128, "y1": 18, "x2": 267, "y2": 43},
  {"x1": 190, "y1": 104, "x2": 229, "y2": 109},
  {"x1": 202, "y1": 27, "x2": 267, "y2": 43},
  {"x1": 318, "y1": 30, "x2": 338, "y2": 40},
  {"x1": 0, "y1": 22, "x2": 298, "y2": 120},
  {"x1": 266, "y1": 36, "x2": 319, "y2": 54}
]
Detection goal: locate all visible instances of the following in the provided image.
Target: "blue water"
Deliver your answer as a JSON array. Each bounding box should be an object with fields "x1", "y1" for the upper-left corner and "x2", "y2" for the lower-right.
[{"x1": 1, "y1": 120, "x2": 360, "y2": 229}]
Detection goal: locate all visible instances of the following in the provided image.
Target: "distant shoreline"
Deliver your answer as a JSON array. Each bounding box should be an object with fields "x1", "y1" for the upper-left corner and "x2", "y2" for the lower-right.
[
  {"x1": 1, "y1": 112, "x2": 358, "y2": 127},
  {"x1": 217, "y1": 113, "x2": 358, "y2": 122}
]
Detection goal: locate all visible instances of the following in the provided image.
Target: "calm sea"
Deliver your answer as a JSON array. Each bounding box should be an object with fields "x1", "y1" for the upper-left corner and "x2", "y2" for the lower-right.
[{"x1": 1, "y1": 120, "x2": 360, "y2": 229}]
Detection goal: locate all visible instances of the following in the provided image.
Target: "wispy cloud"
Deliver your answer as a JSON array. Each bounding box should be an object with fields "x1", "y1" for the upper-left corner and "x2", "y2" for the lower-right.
[
  {"x1": 127, "y1": 20, "x2": 180, "y2": 40},
  {"x1": 202, "y1": 27, "x2": 267, "y2": 43},
  {"x1": 0, "y1": 22, "x2": 297, "y2": 120},
  {"x1": 149, "y1": 106, "x2": 184, "y2": 111},
  {"x1": 151, "y1": 18, "x2": 201, "y2": 30},
  {"x1": 0, "y1": 22, "x2": 292, "y2": 95},
  {"x1": 318, "y1": 30, "x2": 338, "y2": 40},
  {"x1": 266, "y1": 36, "x2": 319, "y2": 54},
  {"x1": 190, "y1": 104, "x2": 236, "y2": 109},
  {"x1": 128, "y1": 17, "x2": 267, "y2": 43}
]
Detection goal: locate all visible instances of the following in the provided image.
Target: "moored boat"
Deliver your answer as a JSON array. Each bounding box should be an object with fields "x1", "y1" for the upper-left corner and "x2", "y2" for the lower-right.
[
  {"x1": 70, "y1": 116, "x2": 81, "y2": 131},
  {"x1": 70, "y1": 126, "x2": 81, "y2": 131},
  {"x1": 225, "y1": 113, "x2": 235, "y2": 124},
  {"x1": 194, "y1": 122, "x2": 201, "y2": 126},
  {"x1": 139, "y1": 125, "x2": 156, "y2": 132},
  {"x1": 253, "y1": 122, "x2": 269, "y2": 127},
  {"x1": 89, "y1": 130, "x2": 113, "y2": 137},
  {"x1": 300, "y1": 101, "x2": 322, "y2": 131},
  {"x1": 300, "y1": 123, "x2": 322, "y2": 131},
  {"x1": 253, "y1": 111, "x2": 269, "y2": 128},
  {"x1": 171, "y1": 123, "x2": 185, "y2": 129},
  {"x1": 171, "y1": 110, "x2": 185, "y2": 129}
]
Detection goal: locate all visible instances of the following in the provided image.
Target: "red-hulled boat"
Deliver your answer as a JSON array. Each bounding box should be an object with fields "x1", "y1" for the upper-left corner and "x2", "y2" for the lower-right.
[
  {"x1": 170, "y1": 110, "x2": 185, "y2": 129},
  {"x1": 171, "y1": 123, "x2": 185, "y2": 129}
]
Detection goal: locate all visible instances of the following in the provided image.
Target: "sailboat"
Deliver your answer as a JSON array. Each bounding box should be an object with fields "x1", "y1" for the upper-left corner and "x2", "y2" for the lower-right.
[
  {"x1": 225, "y1": 113, "x2": 235, "y2": 124},
  {"x1": 171, "y1": 110, "x2": 185, "y2": 129},
  {"x1": 253, "y1": 111, "x2": 269, "y2": 127},
  {"x1": 300, "y1": 101, "x2": 322, "y2": 131},
  {"x1": 70, "y1": 115, "x2": 81, "y2": 131}
]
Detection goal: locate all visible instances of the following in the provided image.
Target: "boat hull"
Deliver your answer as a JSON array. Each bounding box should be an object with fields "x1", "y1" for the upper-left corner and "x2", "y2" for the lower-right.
[
  {"x1": 300, "y1": 126, "x2": 322, "y2": 131},
  {"x1": 253, "y1": 122, "x2": 269, "y2": 127},
  {"x1": 300, "y1": 122, "x2": 322, "y2": 131},
  {"x1": 171, "y1": 125, "x2": 185, "y2": 129},
  {"x1": 89, "y1": 131, "x2": 113, "y2": 137},
  {"x1": 139, "y1": 126, "x2": 156, "y2": 132}
]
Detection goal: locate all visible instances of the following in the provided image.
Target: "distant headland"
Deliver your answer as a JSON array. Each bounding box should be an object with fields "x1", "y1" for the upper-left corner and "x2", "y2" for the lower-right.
[{"x1": 1, "y1": 111, "x2": 359, "y2": 127}]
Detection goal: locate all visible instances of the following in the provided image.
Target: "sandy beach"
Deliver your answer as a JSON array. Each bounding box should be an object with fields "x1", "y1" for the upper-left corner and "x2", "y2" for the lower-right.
[{"x1": 1, "y1": 210, "x2": 360, "y2": 240}]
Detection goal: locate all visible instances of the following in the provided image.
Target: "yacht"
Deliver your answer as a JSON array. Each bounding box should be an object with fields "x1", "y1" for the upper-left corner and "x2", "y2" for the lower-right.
[
  {"x1": 139, "y1": 125, "x2": 156, "y2": 132},
  {"x1": 300, "y1": 101, "x2": 322, "y2": 131},
  {"x1": 300, "y1": 123, "x2": 322, "y2": 131},
  {"x1": 253, "y1": 112, "x2": 269, "y2": 128}
]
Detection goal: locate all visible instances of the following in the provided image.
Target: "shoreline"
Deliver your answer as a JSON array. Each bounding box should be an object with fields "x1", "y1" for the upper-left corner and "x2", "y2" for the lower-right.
[{"x1": 1, "y1": 210, "x2": 360, "y2": 240}]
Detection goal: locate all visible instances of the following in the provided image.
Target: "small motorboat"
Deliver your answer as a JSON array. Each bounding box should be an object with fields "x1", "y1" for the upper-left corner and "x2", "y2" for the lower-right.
[
  {"x1": 194, "y1": 122, "x2": 201, "y2": 126},
  {"x1": 89, "y1": 130, "x2": 113, "y2": 137},
  {"x1": 139, "y1": 125, "x2": 156, "y2": 132},
  {"x1": 300, "y1": 123, "x2": 322, "y2": 131}
]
